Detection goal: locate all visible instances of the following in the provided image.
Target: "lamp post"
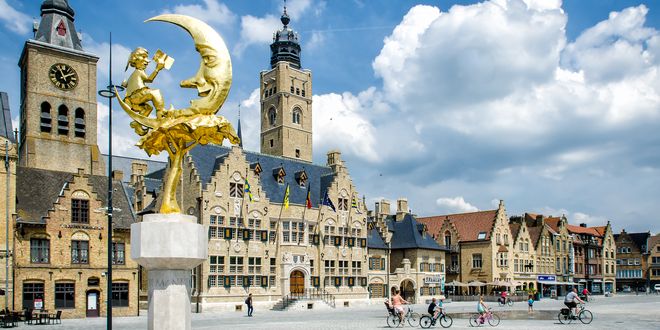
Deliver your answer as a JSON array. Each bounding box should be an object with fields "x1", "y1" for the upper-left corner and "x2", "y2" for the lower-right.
[
  {"x1": 98, "y1": 32, "x2": 124, "y2": 330},
  {"x1": 4, "y1": 140, "x2": 9, "y2": 309}
]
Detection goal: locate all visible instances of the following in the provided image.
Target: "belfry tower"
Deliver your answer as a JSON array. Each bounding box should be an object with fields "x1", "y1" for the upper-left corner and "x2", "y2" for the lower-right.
[
  {"x1": 259, "y1": 6, "x2": 313, "y2": 162},
  {"x1": 18, "y1": 0, "x2": 104, "y2": 175}
]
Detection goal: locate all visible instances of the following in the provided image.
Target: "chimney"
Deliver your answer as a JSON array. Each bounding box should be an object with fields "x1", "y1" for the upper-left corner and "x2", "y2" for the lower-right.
[
  {"x1": 326, "y1": 150, "x2": 342, "y2": 172},
  {"x1": 131, "y1": 161, "x2": 148, "y2": 185},
  {"x1": 379, "y1": 199, "x2": 391, "y2": 218},
  {"x1": 396, "y1": 198, "x2": 408, "y2": 221},
  {"x1": 112, "y1": 170, "x2": 124, "y2": 181},
  {"x1": 580, "y1": 223, "x2": 587, "y2": 228}
]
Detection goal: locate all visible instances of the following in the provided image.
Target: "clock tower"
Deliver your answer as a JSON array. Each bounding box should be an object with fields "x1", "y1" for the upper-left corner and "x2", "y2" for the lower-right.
[
  {"x1": 18, "y1": 0, "x2": 104, "y2": 175},
  {"x1": 260, "y1": 7, "x2": 313, "y2": 162}
]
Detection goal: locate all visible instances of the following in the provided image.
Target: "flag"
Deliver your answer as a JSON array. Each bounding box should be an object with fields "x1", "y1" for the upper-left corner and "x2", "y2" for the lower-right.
[
  {"x1": 283, "y1": 184, "x2": 290, "y2": 210},
  {"x1": 351, "y1": 196, "x2": 361, "y2": 214},
  {"x1": 321, "y1": 190, "x2": 336, "y2": 212},
  {"x1": 244, "y1": 178, "x2": 253, "y2": 202},
  {"x1": 305, "y1": 185, "x2": 312, "y2": 209}
]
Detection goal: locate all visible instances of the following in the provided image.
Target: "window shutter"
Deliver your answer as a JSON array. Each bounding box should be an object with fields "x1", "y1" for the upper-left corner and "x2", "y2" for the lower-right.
[
  {"x1": 360, "y1": 277, "x2": 367, "y2": 286},
  {"x1": 348, "y1": 237, "x2": 355, "y2": 247},
  {"x1": 348, "y1": 277, "x2": 355, "y2": 287},
  {"x1": 381, "y1": 258, "x2": 385, "y2": 270},
  {"x1": 334, "y1": 277, "x2": 341, "y2": 287},
  {"x1": 223, "y1": 276, "x2": 231, "y2": 287},
  {"x1": 261, "y1": 276, "x2": 268, "y2": 287},
  {"x1": 260, "y1": 231, "x2": 268, "y2": 242},
  {"x1": 312, "y1": 276, "x2": 320, "y2": 287},
  {"x1": 334, "y1": 236, "x2": 341, "y2": 246},
  {"x1": 243, "y1": 276, "x2": 250, "y2": 287},
  {"x1": 312, "y1": 234, "x2": 320, "y2": 245},
  {"x1": 243, "y1": 229, "x2": 251, "y2": 240},
  {"x1": 224, "y1": 228, "x2": 233, "y2": 240},
  {"x1": 360, "y1": 238, "x2": 367, "y2": 248}
]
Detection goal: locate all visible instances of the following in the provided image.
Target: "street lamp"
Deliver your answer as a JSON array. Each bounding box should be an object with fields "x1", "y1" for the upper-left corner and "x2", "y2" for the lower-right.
[{"x1": 97, "y1": 32, "x2": 124, "y2": 330}]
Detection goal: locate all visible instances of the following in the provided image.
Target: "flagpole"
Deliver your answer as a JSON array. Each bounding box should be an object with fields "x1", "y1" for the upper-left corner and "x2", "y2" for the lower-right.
[{"x1": 274, "y1": 184, "x2": 289, "y2": 270}]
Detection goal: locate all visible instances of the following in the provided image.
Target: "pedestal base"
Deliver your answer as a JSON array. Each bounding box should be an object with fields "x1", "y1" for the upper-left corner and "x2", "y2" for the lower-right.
[
  {"x1": 148, "y1": 270, "x2": 192, "y2": 330},
  {"x1": 131, "y1": 213, "x2": 207, "y2": 330}
]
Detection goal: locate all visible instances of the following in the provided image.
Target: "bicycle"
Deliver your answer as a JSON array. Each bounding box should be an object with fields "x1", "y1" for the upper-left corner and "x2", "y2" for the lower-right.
[
  {"x1": 469, "y1": 308, "x2": 500, "y2": 327},
  {"x1": 497, "y1": 297, "x2": 513, "y2": 307},
  {"x1": 419, "y1": 309, "x2": 453, "y2": 328},
  {"x1": 557, "y1": 303, "x2": 593, "y2": 324},
  {"x1": 385, "y1": 303, "x2": 420, "y2": 327}
]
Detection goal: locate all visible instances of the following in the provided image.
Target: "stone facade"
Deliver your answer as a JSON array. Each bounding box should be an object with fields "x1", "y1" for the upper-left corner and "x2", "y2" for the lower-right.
[
  {"x1": 18, "y1": 41, "x2": 104, "y2": 176},
  {"x1": 14, "y1": 168, "x2": 138, "y2": 318},
  {"x1": 366, "y1": 199, "x2": 446, "y2": 304},
  {"x1": 648, "y1": 234, "x2": 660, "y2": 289},
  {"x1": 0, "y1": 136, "x2": 17, "y2": 309},
  {"x1": 613, "y1": 230, "x2": 649, "y2": 292}
]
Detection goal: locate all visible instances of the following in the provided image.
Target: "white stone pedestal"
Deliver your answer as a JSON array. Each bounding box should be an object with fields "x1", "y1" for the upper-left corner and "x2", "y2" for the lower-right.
[{"x1": 131, "y1": 213, "x2": 207, "y2": 330}]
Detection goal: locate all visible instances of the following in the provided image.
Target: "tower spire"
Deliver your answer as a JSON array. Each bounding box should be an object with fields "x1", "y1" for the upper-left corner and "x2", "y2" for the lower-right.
[
  {"x1": 35, "y1": 0, "x2": 83, "y2": 50},
  {"x1": 270, "y1": 0, "x2": 301, "y2": 69}
]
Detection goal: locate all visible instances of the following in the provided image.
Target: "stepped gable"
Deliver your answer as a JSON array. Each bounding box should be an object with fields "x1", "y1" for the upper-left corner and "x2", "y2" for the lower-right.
[
  {"x1": 419, "y1": 209, "x2": 498, "y2": 242},
  {"x1": 16, "y1": 167, "x2": 135, "y2": 228},
  {"x1": 386, "y1": 214, "x2": 445, "y2": 250}
]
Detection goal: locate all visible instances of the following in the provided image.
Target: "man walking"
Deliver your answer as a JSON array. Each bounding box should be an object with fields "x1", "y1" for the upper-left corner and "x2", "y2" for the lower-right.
[{"x1": 246, "y1": 293, "x2": 254, "y2": 317}]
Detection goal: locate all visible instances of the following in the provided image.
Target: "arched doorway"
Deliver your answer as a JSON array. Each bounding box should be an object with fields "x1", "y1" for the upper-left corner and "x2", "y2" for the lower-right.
[
  {"x1": 290, "y1": 270, "x2": 304, "y2": 295},
  {"x1": 401, "y1": 280, "x2": 415, "y2": 304}
]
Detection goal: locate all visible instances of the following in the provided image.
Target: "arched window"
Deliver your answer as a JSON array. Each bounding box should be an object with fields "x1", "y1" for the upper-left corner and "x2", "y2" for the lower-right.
[
  {"x1": 268, "y1": 107, "x2": 277, "y2": 126},
  {"x1": 444, "y1": 231, "x2": 451, "y2": 247},
  {"x1": 74, "y1": 108, "x2": 85, "y2": 138},
  {"x1": 40, "y1": 102, "x2": 52, "y2": 133},
  {"x1": 57, "y1": 105, "x2": 69, "y2": 135},
  {"x1": 292, "y1": 108, "x2": 302, "y2": 125}
]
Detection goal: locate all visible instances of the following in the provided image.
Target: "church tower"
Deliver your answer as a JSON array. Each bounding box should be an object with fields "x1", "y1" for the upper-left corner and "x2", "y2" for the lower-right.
[
  {"x1": 260, "y1": 6, "x2": 313, "y2": 162},
  {"x1": 18, "y1": 0, "x2": 104, "y2": 175}
]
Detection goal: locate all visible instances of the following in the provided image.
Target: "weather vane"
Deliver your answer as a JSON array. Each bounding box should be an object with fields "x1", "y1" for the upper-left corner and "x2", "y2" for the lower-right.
[{"x1": 116, "y1": 14, "x2": 240, "y2": 214}]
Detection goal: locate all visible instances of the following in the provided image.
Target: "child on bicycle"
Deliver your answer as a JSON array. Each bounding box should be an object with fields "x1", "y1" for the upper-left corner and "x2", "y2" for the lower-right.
[
  {"x1": 428, "y1": 297, "x2": 444, "y2": 319},
  {"x1": 477, "y1": 295, "x2": 489, "y2": 324}
]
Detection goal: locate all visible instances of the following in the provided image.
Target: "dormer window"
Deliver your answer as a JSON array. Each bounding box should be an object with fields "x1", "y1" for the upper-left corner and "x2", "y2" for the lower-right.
[
  {"x1": 273, "y1": 166, "x2": 286, "y2": 184},
  {"x1": 295, "y1": 170, "x2": 307, "y2": 187},
  {"x1": 477, "y1": 232, "x2": 487, "y2": 240},
  {"x1": 251, "y1": 162, "x2": 262, "y2": 176}
]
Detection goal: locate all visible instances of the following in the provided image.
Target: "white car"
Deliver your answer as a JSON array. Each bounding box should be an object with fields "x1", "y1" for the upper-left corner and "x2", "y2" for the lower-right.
[{"x1": 655, "y1": 284, "x2": 660, "y2": 293}]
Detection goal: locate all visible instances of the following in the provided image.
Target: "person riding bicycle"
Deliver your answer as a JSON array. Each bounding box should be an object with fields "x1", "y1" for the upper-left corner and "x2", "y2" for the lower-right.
[
  {"x1": 392, "y1": 289, "x2": 409, "y2": 322},
  {"x1": 581, "y1": 288, "x2": 590, "y2": 302},
  {"x1": 428, "y1": 297, "x2": 444, "y2": 319},
  {"x1": 499, "y1": 290, "x2": 508, "y2": 305},
  {"x1": 477, "y1": 295, "x2": 489, "y2": 324},
  {"x1": 565, "y1": 288, "x2": 585, "y2": 318}
]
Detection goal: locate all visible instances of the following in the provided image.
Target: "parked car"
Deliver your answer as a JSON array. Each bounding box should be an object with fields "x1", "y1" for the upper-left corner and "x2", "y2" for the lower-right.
[
  {"x1": 622, "y1": 286, "x2": 631, "y2": 292},
  {"x1": 654, "y1": 284, "x2": 660, "y2": 293}
]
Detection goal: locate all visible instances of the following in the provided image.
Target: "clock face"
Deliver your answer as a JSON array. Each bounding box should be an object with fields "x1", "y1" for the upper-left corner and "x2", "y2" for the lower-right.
[{"x1": 48, "y1": 63, "x2": 78, "y2": 90}]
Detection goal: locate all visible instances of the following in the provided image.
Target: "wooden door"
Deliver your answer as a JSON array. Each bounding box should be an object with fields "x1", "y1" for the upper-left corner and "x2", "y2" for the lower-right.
[
  {"x1": 86, "y1": 291, "x2": 99, "y2": 317},
  {"x1": 290, "y1": 271, "x2": 304, "y2": 295}
]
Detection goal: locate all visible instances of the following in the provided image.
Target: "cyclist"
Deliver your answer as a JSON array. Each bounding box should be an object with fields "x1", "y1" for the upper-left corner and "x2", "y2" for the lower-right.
[
  {"x1": 392, "y1": 289, "x2": 409, "y2": 323},
  {"x1": 565, "y1": 288, "x2": 585, "y2": 318},
  {"x1": 499, "y1": 290, "x2": 507, "y2": 305},
  {"x1": 428, "y1": 297, "x2": 443, "y2": 319},
  {"x1": 581, "y1": 287, "x2": 590, "y2": 302},
  {"x1": 477, "y1": 295, "x2": 489, "y2": 324}
]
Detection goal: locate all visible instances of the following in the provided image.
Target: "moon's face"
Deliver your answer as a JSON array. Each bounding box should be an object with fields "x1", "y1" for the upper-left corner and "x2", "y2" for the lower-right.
[{"x1": 147, "y1": 14, "x2": 232, "y2": 115}]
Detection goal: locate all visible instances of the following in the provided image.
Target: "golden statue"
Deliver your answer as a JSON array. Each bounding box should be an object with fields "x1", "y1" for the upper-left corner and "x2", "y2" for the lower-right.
[{"x1": 116, "y1": 14, "x2": 240, "y2": 214}]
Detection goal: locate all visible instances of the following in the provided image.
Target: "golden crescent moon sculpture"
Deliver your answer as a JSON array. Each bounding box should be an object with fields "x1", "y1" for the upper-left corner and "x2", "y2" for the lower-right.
[{"x1": 116, "y1": 14, "x2": 239, "y2": 214}]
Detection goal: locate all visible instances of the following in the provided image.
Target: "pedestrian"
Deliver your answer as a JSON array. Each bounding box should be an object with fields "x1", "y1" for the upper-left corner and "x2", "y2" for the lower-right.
[
  {"x1": 527, "y1": 294, "x2": 534, "y2": 313},
  {"x1": 245, "y1": 293, "x2": 253, "y2": 317}
]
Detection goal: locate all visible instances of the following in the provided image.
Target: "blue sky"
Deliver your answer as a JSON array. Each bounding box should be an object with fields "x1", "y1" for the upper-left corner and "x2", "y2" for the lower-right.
[{"x1": 1, "y1": 0, "x2": 659, "y2": 233}]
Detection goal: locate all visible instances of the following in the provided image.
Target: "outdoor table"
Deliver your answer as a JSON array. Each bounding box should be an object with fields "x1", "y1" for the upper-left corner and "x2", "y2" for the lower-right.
[{"x1": 33, "y1": 311, "x2": 49, "y2": 325}]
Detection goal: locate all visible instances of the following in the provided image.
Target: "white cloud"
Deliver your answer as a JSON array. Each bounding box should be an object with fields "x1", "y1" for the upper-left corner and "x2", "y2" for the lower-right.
[
  {"x1": 237, "y1": 88, "x2": 262, "y2": 152},
  {"x1": 0, "y1": 0, "x2": 31, "y2": 35},
  {"x1": 234, "y1": 15, "x2": 281, "y2": 54},
  {"x1": 312, "y1": 92, "x2": 379, "y2": 162},
  {"x1": 436, "y1": 196, "x2": 479, "y2": 213},
  {"x1": 161, "y1": 0, "x2": 237, "y2": 27},
  {"x1": 305, "y1": 31, "x2": 325, "y2": 50},
  {"x1": 234, "y1": 0, "x2": 315, "y2": 54}
]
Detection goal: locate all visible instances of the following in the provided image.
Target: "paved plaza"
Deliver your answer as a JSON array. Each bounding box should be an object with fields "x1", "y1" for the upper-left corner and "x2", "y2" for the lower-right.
[{"x1": 8, "y1": 294, "x2": 659, "y2": 329}]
